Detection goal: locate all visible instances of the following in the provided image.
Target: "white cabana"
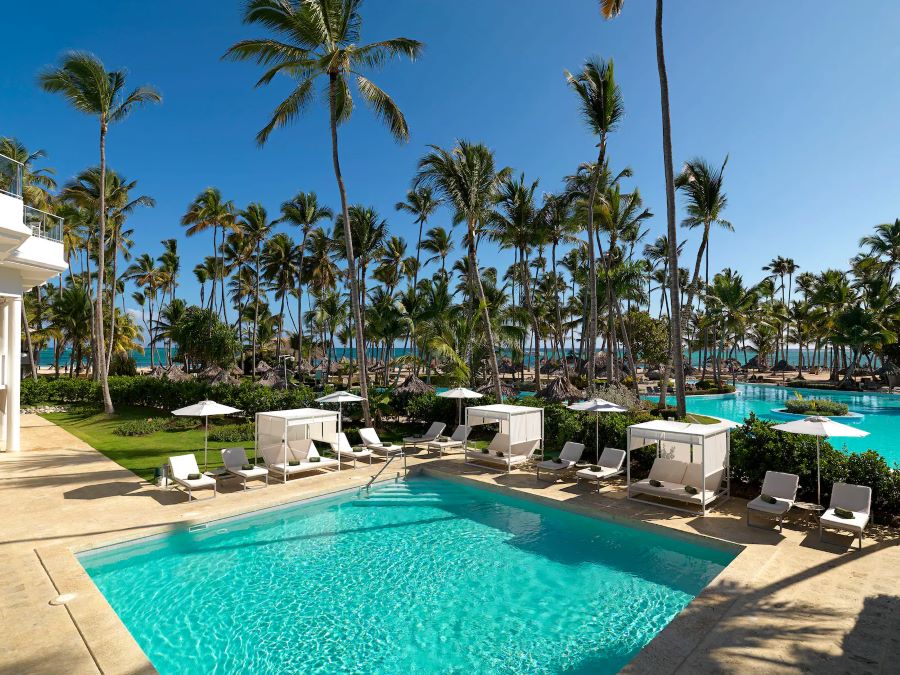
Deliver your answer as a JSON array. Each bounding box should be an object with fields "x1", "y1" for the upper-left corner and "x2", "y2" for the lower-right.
[
  {"x1": 255, "y1": 408, "x2": 341, "y2": 478},
  {"x1": 626, "y1": 418, "x2": 736, "y2": 515},
  {"x1": 464, "y1": 404, "x2": 543, "y2": 473}
]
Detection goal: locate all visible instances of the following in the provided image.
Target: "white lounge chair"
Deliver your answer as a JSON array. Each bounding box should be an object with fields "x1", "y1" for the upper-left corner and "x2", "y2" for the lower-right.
[
  {"x1": 536, "y1": 441, "x2": 585, "y2": 481},
  {"x1": 820, "y1": 482, "x2": 871, "y2": 550},
  {"x1": 427, "y1": 425, "x2": 470, "y2": 457},
  {"x1": 746, "y1": 471, "x2": 799, "y2": 531},
  {"x1": 168, "y1": 454, "x2": 217, "y2": 501},
  {"x1": 330, "y1": 432, "x2": 373, "y2": 468},
  {"x1": 403, "y1": 422, "x2": 446, "y2": 449},
  {"x1": 359, "y1": 427, "x2": 403, "y2": 457},
  {"x1": 467, "y1": 432, "x2": 539, "y2": 473},
  {"x1": 262, "y1": 438, "x2": 339, "y2": 483},
  {"x1": 221, "y1": 447, "x2": 269, "y2": 490},
  {"x1": 575, "y1": 447, "x2": 626, "y2": 492}
]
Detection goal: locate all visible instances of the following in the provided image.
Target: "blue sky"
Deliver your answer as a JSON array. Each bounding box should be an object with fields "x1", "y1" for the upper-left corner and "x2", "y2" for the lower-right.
[{"x1": 3, "y1": 0, "x2": 900, "y2": 316}]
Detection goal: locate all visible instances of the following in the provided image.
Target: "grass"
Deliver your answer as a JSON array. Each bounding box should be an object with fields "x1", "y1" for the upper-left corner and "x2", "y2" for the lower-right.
[
  {"x1": 39, "y1": 407, "x2": 486, "y2": 481},
  {"x1": 41, "y1": 405, "x2": 253, "y2": 482},
  {"x1": 683, "y1": 413, "x2": 722, "y2": 425}
]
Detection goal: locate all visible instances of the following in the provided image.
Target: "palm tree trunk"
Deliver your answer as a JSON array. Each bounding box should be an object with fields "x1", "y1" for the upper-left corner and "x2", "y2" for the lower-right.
[
  {"x1": 585, "y1": 139, "x2": 607, "y2": 395},
  {"x1": 656, "y1": 0, "x2": 686, "y2": 417},
  {"x1": 551, "y1": 241, "x2": 571, "y2": 382},
  {"x1": 106, "y1": 223, "x2": 118, "y2": 371},
  {"x1": 329, "y1": 73, "x2": 371, "y2": 425},
  {"x1": 521, "y1": 248, "x2": 542, "y2": 390},
  {"x1": 467, "y1": 221, "x2": 503, "y2": 401},
  {"x1": 296, "y1": 229, "x2": 308, "y2": 360},
  {"x1": 97, "y1": 124, "x2": 113, "y2": 413}
]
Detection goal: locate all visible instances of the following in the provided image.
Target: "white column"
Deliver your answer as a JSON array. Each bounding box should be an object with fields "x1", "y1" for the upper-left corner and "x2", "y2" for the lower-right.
[
  {"x1": 0, "y1": 299, "x2": 7, "y2": 451},
  {"x1": 7, "y1": 297, "x2": 20, "y2": 452}
]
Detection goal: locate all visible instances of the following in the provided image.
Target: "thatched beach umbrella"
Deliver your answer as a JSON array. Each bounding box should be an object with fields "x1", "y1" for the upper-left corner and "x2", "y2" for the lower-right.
[
  {"x1": 256, "y1": 360, "x2": 273, "y2": 374},
  {"x1": 476, "y1": 381, "x2": 517, "y2": 399},
  {"x1": 296, "y1": 357, "x2": 315, "y2": 374},
  {"x1": 229, "y1": 365, "x2": 244, "y2": 378},
  {"x1": 395, "y1": 374, "x2": 434, "y2": 396},
  {"x1": 149, "y1": 365, "x2": 166, "y2": 379},
  {"x1": 538, "y1": 376, "x2": 584, "y2": 403},
  {"x1": 198, "y1": 364, "x2": 225, "y2": 381},
  {"x1": 164, "y1": 365, "x2": 190, "y2": 382}
]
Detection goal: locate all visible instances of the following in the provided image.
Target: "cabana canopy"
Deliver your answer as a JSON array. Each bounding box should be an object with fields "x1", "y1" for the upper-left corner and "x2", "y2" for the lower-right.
[
  {"x1": 626, "y1": 418, "x2": 736, "y2": 515},
  {"x1": 464, "y1": 404, "x2": 544, "y2": 472},
  {"x1": 255, "y1": 408, "x2": 341, "y2": 471}
]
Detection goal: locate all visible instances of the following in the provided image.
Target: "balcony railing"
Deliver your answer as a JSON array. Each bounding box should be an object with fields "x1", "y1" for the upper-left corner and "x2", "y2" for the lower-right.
[
  {"x1": 24, "y1": 206, "x2": 63, "y2": 242},
  {"x1": 0, "y1": 154, "x2": 24, "y2": 199}
]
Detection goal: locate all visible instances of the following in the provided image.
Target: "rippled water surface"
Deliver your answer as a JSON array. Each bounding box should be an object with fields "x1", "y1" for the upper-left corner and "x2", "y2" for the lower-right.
[{"x1": 80, "y1": 477, "x2": 735, "y2": 674}]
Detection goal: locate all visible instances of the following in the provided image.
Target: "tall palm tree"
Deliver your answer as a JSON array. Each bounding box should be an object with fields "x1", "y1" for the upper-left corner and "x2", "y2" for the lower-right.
[
  {"x1": 565, "y1": 56, "x2": 623, "y2": 391},
  {"x1": 278, "y1": 191, "x2": 333, "y2": 358},
  {"x1": 415, "y1": 141, "x2": 510, "y2": 400},
  {"x1": 40, "y1": 51, "x2": 160, "y2": 413},
  {"x1": 238, "y1": 203, "x2": 273, "y2": 378},
  {"x1": 261, "y1": 232, "x2": 300, "y2": 363},
  {"x1": 0, "y1": 137, "x2": 57, "y2": 209},
  {"x1": 194, "y1": 264, "x2": 209, "y2": 309},
  {"x1": 395, "y1": 187, "x2": 439, "y2": 290},
  {"x1": 859, "y1": 219, "x2": 900, "y2": 280},
  {"x1": 181, "y1": 187, "x2": 235, "y2": 319},
  {"x1": 226, "y1": 0, "x2": 422, "y2": 426},
  {"x1": 601, "y1": 0, "x2": 687, "y2": 415}
]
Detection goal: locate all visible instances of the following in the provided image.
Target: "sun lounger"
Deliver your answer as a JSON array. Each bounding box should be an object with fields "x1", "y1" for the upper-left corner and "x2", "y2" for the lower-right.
[
  {"x1": 575, "y1": 447, "x2": 626, "y2": 492},
  {"x1": 168, "y1": 454, "x2": 217, "y2": 501},
  {"x1": 403, "y1": 422, "x2": 446, "y2": 449},
  {"x1": 536, "y1": 441, "x2": 585, "y2": 481},
  {"x1": 261, "y1": 438, "x2": 339, "y2": 483},
  {"x1": 820, "y1": 482, "x2": 871, "y2": 550},
  {"x1": 746, "y1": 471, "x2": 799, "y2": 531},
  {"x1": 330, "y1": 432, "x2": 373, "y2": 467},
  {"x1": 630, "y1": 457, "x2": 725, "y2": 511},
  {"x1": 359, "y1": 427, "x2": 403, "y2": 457},
  {"x1": 221, "y1": 447, "x2": 269, "y2": 490},
  {"x1": 427, "y1": 425, "x2": 470, "y2": 456},
  {"x1": 466, "y1": 432, "x2": 539, "y2": 472}
]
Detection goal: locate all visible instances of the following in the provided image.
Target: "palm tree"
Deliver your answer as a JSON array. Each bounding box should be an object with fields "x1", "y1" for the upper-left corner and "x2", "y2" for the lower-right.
[
  {"x1": 859, "y1": 219, "x2": 900, "y2": 280},
  {"x1": 278, "y1": 191, "x2": 332, "y2": 358},
  {"x1": 238, "y1": 202, "x2": 273, "y2": 378},
  {"x1": 565, "y1": 56, "x2": 624, "y2": 391},
  {"x1": 123, "y1": 254, "x2": 161, "y2": 366},
  {"x1": 415, "y1": 141, "x2": 509, "y2": 400},
  {"x1": 601, "y1": 0, "x2": 687, "y2": 415},
  {"x1": 395, "y1": 187, "x2": 439, "y2": 290},
  {"x1": 421, "y1": 226, "x2": 454, "y2": 274},
  {"x1": 261, "y1": 232, "x2": 301, "y2": 362},
  {"x1": 40, "y1": 51, "x2": 160, "y2": 413},
  {"x1": 182, "y1": 187, "x2": 235, "y2": 318},
  {"x1": 193, "y1": 264, "x2": 209, "y2": 310},
  {"x1": 226, "y1": 0, "x2": 422, "y2": 426}
]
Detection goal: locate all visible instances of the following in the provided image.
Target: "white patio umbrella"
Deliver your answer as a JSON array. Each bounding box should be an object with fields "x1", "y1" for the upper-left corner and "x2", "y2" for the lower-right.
[
  {"x1": 315, "y1": 391, "x2": 365, "y2": 434},
  {"x1": 171, "y1": 400, "x2": 243, "y2": 470},
  {"x1": 437, "y1": 387, "x2": 483, "y2": 427},
  {"x1": 567, "y1": 398, "x2": 628, "y2": 463},
  {"x1": 772, "y1": 415, "x2": 869, "y2": 505}
]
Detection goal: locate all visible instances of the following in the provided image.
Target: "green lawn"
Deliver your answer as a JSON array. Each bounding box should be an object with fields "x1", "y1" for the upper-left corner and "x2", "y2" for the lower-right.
[
  {"x1": 41, "y1": 406, "x2": 254, "y2": 482},
  {"x1": 684, "y1": 413, "x2": 723, "y2": 425},
  {"x1": 39, "y1": 407, "x2": 479, "y2": 481}
]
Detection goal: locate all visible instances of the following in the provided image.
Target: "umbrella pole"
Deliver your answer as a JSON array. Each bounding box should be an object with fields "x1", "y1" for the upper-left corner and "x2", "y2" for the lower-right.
[
  {"x1": 204, "y1": 416, "x2": 209, "y2": 471},
  {"x1": 596, "y1": 415, "x2": 599, "y2": 464},
  {"x1": 816, "y1": 436, "x2": 821, "y2": 506}
]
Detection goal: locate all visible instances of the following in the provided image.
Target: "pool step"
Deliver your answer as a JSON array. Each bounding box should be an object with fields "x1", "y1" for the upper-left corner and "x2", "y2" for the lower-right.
[{"x1": 354, "y1": 497, "x2": 444, "y2": 507}]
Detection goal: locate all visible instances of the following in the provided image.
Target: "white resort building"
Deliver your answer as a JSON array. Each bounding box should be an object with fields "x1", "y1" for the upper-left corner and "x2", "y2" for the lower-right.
[{"x1": 0, "y1": 153, "x2": 67, "y2": 451}]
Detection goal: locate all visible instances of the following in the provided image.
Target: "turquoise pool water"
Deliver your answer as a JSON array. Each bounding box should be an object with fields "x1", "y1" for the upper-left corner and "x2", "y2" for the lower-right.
[
  {"x1": 657, "y1": 384, "x2": 900, "y2": 465},
  {"x1": 80, "y1": 477, "x2": 735, "y2": 674}
]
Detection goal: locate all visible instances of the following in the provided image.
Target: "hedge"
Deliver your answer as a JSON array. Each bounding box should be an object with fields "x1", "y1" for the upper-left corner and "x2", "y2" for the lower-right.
[{"x1": 783, "y1": 398, "x2": 849, "y2": 416}]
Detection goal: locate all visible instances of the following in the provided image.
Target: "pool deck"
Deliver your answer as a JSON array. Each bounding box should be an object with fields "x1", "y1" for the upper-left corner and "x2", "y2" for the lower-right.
[{"x1": 2, "y1": 415, "x2": 899, "y2": 674}]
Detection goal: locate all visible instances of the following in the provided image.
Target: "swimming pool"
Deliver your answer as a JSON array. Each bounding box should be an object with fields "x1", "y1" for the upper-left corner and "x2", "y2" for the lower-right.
[
  {"x1": 662, "y1": 384, "x2": 900, "y2": 465},
  {"x1": 80, "y1": 476, "x2": 735, "y2": 673}
]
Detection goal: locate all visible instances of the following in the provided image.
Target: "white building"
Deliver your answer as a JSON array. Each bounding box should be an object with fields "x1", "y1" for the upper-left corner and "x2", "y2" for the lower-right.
[{"x1": 0, "y1": 153, "x2": 68, "y2": 451}]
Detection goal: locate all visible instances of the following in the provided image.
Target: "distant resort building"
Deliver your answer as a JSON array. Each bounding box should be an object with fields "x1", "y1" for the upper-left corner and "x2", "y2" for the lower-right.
[{"x1": 0, "y1": 152, "x2": 67, "y2": 451}]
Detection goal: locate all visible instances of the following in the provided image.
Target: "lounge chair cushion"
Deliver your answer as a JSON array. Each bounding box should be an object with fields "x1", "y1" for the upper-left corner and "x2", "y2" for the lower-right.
[
  {"x1": 537, "y1": 459, "x2": 576, "y2": 472},
  {"x1": 748, "y1": 495, "x2": 792, "y2": 515},
  {"x1": 760, "y1": 471, "x2": 800, "y2": 501},
  {"x1": 597, "y1": 447, "x2": 626, "y2": 471},
  {"x1": 404, "y1": 422, "x2": 446, "y2": 443},
  {"x1": 576, "y1": 465, "x2": 619, "y2": 480},
  {"x1": 682, "y1": 464, "x2": 725, "y2": 492},
  {"x1": 230, "y1": 466, "x2": 268, "y2": 479},
  {"x1": 175, "y1": 474, "x2": 216, "y2": 489},
  {"x1": 648, "y1": 458, "x2": 688, "y2": 485},
  {"x1": 820, "y1": 508, "x2": 868, "y2": 534}
]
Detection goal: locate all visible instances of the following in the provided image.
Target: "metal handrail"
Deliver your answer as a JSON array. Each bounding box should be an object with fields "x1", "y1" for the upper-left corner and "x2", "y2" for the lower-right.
[
  {"x1": 0, "y1": 153, "x2": 24, "y2": 199},
  {"x1": 23, "y1": 205, "x2": 63, "y2": 242},
  {"x1": 363, "y1": 449, "x2": 407, "y2": 494}
]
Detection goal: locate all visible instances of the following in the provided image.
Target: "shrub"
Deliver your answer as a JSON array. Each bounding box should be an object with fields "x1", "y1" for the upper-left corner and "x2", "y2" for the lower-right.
[
  {"x1": 207, "y1": 423, "x2": 255, "y2": 443},
  {"x1": 731, "y1": 413, "x2": 899, "y2": 523},
  {"x1": 114, "y1": 418, "x2": 168, "y2": 436},
  {"x1": 109, "y1": 352, "x2": 138, "y2": 377},
  {"x1": 783, "y1": 398, "x2": 849, "y2": 416},
  {"x1": 165, "y1": 417, "x2": 200, "y2": 432},
  {"x1": 403, "y1": 393, "x2": 457, "y2": 426}
]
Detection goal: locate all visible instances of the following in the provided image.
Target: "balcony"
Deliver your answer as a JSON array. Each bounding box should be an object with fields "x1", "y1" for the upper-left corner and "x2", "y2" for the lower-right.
[
  {"x1": 24, "y1": 205, "x2": 63, "y2": 242},
  {"x1": 0, "y1": 154, "x2": 23, "y2": 199}
]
